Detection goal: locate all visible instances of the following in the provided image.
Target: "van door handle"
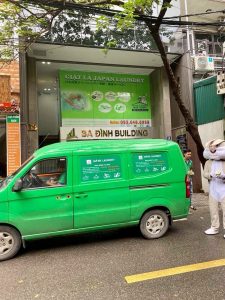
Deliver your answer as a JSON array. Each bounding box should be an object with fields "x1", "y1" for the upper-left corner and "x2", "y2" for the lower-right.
[
  {"x1": 56, "y1": 195, "x2": 71, "y2": 200},
  {"x1": 75, "y1": 193, "x2": 88, "y2": 199}
]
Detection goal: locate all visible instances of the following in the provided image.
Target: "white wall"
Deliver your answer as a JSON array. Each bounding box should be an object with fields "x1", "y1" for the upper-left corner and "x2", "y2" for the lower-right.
[
  {"x1": 38, "y1": 92, "x2": 60, "y2": 136},
  {"x1": 150, "y1": 68, "x2": 172, "y2": 139},
  {"x1": 199, "y1": 120, "x2": 225, "y2": 192}
]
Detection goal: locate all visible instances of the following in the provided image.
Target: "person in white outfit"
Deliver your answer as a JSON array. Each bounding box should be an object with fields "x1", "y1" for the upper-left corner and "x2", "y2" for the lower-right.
[{"x1": 203, "y1": 139, "x2": 225, "y2": 238}]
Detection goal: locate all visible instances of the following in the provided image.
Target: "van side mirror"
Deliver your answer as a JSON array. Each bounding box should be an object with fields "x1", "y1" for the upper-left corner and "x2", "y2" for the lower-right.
[{"x1": 13, "y1": 179, "x2": 23, "y2": 192}]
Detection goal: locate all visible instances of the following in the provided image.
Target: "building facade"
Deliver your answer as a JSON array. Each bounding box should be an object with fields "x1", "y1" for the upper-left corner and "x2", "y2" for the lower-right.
[
  {"x1": 172, "y1": 0, "x2": 225, "y2": 191},
  {"x1": 21, "y1": 45, "x2": 178, "y2": 161}
]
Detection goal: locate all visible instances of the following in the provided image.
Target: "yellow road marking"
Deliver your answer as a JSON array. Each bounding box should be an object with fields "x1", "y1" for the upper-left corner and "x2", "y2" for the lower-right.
[{"x1": 125, "y1": 259, "x2": 225, "y2": 284}]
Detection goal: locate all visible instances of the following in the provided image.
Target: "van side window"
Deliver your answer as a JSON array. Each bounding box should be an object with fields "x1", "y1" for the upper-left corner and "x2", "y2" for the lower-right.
[
  {"x1": 80, "y1": 155, "x2": 122, "y2": 182},
  {"x1": 132, "y1": 152, "x2": 169, "y2": 177},
  {"x1": 22, "y1": 158, "x2": 67, "y2": 189}
]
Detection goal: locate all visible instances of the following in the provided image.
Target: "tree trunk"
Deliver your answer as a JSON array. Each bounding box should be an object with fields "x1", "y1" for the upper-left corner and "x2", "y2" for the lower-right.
[{"x1": 146, "y1": 23, "x2": 205, "y2": 166}]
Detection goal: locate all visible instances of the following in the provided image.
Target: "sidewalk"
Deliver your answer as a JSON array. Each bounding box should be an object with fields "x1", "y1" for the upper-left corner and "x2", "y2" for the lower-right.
[{"x1": 192, "y1": 193, "x2": 208, "y2": 208}]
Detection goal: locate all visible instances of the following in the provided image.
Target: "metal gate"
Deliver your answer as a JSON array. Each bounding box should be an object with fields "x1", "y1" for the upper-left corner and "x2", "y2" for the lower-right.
[{"x1": 193, "y1": 76, "x2": 225, "y2": 125}]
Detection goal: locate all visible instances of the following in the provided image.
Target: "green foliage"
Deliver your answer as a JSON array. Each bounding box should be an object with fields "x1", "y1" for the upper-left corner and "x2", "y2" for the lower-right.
[
  {"x1": 96, "y1": 16, "x2": 110, "y2": 31},
  {"x1": 0, "y1": 1, "x2": 55, "y2": 60},
  {"x1": 40, "y1": 8, "x2": 157, "y2": 51},
  {"x1": 0, "y1": 0, "x2": 174, "y2": 60}
]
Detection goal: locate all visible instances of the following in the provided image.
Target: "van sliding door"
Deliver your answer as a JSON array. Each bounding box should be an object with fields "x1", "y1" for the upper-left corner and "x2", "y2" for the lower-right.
[{"x1": 73, "y1": 153, "x2": 130, "y2": 228}]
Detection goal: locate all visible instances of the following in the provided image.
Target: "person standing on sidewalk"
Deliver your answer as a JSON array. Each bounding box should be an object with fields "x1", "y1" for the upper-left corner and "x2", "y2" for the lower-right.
[
  {"x1": 203, "y1": 139, "x2": 225, "y2": 237},
  {"x1": 183, "y1": 149, "x2": 196, "y2": 210}
]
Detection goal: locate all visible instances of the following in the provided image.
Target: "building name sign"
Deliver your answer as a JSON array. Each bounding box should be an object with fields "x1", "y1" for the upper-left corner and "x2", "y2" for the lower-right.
[{"x1": 60, "y1": 126, "x2": 151, "y2": 141}]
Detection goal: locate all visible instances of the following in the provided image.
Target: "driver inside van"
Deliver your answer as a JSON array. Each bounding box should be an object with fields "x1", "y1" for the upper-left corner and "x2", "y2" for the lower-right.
[
  {"x1": 46, "y1": 171, "x2": 66, "y2": 186},
  {"x1": 45, "y1": 163, "x2": 66, "y2": 186}
]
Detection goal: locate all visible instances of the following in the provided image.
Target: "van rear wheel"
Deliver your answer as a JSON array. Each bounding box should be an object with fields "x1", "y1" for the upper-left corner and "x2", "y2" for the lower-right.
[
  {"x1": 140, "y1": 210, "x2": 169, "y2": 239},
  {"x1": 0, "y1": 226, "x2": 22, "y2": 261}
]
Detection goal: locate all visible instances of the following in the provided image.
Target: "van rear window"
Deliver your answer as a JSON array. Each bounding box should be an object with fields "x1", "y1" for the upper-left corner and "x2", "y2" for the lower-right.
[
  {"x1": 80, "y1": 155, "x2": 122, "y2": 182},
  {"x1": 132, "y1": 152, "x2": 168, "y2": 176}
]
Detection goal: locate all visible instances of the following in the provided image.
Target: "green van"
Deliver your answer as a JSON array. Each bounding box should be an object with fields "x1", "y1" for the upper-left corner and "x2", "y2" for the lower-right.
[{"x1": 0, "y1": 139, "x2": 190, "y2": 261}]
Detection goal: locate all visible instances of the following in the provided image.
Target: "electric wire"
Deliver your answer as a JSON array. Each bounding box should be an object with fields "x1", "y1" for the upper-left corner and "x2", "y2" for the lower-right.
[
  {"x1": 1, "y1": 1, "x2": 225, "y2": 74},
  {"x1": 9, "y1": 1, "x2": 225, "y2": 27},
  {"x1": 163, "y1": 9, "x2": 225, "y2": 20}
]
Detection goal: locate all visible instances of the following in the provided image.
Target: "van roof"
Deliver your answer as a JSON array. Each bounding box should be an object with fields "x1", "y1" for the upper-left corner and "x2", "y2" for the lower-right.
[{"x1": 35, "y1": 139, "x2": 177, "y2": 156}]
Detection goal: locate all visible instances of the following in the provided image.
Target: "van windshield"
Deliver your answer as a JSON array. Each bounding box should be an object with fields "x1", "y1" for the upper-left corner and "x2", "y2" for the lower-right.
[{"x1": 0, "y1": 156, "x2": 34, "y2": 189}]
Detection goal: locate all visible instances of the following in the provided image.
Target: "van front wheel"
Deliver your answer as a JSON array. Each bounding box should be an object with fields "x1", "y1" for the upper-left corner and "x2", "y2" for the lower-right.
[
  {"x1": 0, "y1": 226, "x2": 22, "y2": 261},
  {"x1": 140, "y1": 210, "x2": 169, "y2": 239}
]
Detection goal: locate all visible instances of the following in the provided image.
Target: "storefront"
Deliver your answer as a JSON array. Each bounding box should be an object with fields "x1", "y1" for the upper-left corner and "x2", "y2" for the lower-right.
[{"x1": 20, "y1": 43, "x2": 179, "y2": 162}]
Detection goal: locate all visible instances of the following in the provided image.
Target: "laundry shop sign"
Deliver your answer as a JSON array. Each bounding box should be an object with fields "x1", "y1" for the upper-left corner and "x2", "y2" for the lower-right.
[{"x1": 59, "y1": 70, "x2": 151, "y2": 139}]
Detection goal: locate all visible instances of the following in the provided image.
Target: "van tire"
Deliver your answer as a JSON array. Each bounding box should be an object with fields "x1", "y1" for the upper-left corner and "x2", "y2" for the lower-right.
[
  {"x1": 0, "y1": 226, "x2": 22, "y2": 261},
  {"x1": 140, "y1": 210, "x2": 169, "y2": 239}
]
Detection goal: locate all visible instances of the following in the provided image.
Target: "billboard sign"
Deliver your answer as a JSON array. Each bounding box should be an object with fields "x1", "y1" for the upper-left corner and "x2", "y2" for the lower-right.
[{"x1": 59, "y1": 70, "x2": 151, "y2": 130}]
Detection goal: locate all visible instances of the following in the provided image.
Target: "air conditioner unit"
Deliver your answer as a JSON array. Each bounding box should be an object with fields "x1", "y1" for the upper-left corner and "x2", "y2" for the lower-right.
[{"x1": 194, "y1": 56, "x2": 214, "y2": 72}]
